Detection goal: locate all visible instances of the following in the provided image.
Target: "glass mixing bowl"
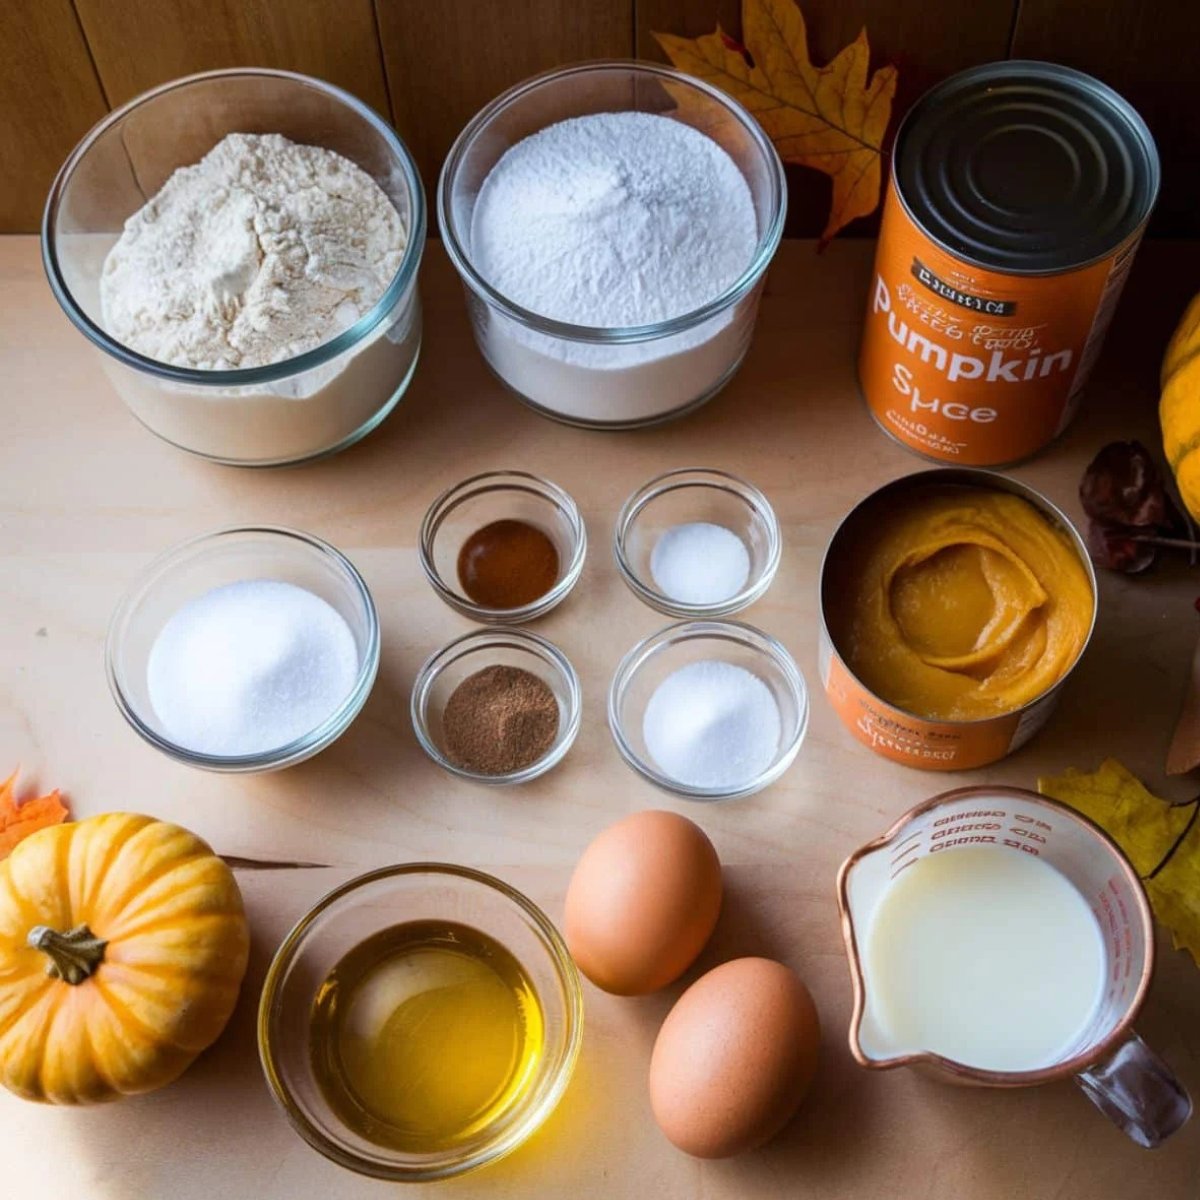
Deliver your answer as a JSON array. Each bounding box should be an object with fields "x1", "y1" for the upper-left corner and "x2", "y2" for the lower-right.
[
  {"x1": 438, "y1": 61, "x2": 786, "y2": 429},
  {"x1": 259, "y1": 864, "x2": 584, "y2": 1181},
  {"x1": 43, "y1": 69, "x2": 426, "y2": 466}
]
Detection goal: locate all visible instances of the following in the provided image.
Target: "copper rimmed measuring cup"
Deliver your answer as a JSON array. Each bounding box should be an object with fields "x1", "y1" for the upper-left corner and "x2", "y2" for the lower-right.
[{"x1": 836, "y1": 786, "x2": 1191, "y2": 1148}]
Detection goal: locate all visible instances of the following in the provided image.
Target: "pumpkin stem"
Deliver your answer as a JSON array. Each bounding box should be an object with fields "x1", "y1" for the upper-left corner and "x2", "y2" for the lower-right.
[{"x1": 27, "y1": 924, "x2": 107, "y2": 985}]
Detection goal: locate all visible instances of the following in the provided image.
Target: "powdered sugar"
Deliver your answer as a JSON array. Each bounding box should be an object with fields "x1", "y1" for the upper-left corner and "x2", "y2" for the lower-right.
[
  {"x1": 471, "y1": 112, "x2": 757, "y2": 329},
  {"x1": 100, "y1": 133, "x2": 406, "y2": 370}
]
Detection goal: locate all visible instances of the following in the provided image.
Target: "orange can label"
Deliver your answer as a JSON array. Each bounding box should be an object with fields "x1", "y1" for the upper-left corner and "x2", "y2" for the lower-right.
[
  {"x1": 819, "y1": 628, "x2": 1061, "y2": 771},
  {"x1": 858, "y1": 182, "x2": 1141, "y2": 465}
]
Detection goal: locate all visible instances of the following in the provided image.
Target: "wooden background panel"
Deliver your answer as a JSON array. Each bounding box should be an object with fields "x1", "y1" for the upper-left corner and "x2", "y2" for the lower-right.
[
  {"x1": 636, "y1": 0, "x2": 1017, "y2": 236},
  {"x1": 72, "y1": 0, "x2": 390, "y2": 113},
  {"x1": 375, "y1": 0, "x2": 633, "y2": 202},
  {"x1": 1011, "y1": 0, "x2": 1200, "y2": 238},
  {"x1": 0, "y1": 1, "x2": 109, "y2": 232}
]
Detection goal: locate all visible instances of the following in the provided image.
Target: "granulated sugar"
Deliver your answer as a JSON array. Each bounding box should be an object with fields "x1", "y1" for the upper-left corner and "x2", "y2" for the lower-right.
[
  {"x1": 147, "y1": 578, "x2": 359, "y2": 756},
  {"x1": 642, "y1": 660, "x2": 781, "y2": 790}
]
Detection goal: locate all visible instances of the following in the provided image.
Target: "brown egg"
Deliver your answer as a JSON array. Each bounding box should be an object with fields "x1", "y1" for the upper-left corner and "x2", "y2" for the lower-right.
[
  {"x1": 649, "y1": 957, "x2": 820, "y2": 1158},
  {"x1": 563, "y1": 810, "x2": 721, "y2": 995}
]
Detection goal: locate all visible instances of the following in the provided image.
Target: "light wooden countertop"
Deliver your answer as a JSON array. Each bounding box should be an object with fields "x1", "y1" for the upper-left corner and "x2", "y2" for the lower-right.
[{"x1": 1, "y1": 235, "x2": 1198, "y2": 1198}]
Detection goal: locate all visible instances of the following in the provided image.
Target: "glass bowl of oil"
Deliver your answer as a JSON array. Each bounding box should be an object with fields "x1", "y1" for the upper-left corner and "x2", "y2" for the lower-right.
[{"x1": 258, "y1": 864, "x2": 583, "y2": 1181}]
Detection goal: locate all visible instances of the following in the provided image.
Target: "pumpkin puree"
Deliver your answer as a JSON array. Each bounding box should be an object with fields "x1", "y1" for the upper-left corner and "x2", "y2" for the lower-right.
[{"x1": 830, "y1": 487, "x2": 1093, "y2": 721}]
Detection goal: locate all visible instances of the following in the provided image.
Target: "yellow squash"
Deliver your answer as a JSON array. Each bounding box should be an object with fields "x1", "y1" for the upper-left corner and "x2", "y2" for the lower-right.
[
  {"x1": 0, "y1": 812, "x2": 249, "y2": 1104},
  {"x1": 1161, "y1": 291, "x2": 1200, "y2": 522}
]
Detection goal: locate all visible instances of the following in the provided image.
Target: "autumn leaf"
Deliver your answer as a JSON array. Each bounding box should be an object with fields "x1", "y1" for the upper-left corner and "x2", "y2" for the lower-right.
[
  {"x1": 654, "y1": 0, "x2": 897, "y2": 245},
  {"x1": 0, "y1": 770, "x2": 69, "y2": 859},
  {"x1": 1038, "y1": 759, "x2": 1200, "y2": 966}
]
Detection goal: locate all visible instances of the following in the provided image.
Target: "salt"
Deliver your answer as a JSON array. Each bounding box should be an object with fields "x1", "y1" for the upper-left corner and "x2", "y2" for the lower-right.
[
  {"x1": 147, "y1": 579, "x2": 359, "y2": 756},
  {"x1": 651, "y1": 522, "x2": 750, "y2": 605},
  {"x1": 642, "y1": 660, "x2": 781, "y2": 790}
]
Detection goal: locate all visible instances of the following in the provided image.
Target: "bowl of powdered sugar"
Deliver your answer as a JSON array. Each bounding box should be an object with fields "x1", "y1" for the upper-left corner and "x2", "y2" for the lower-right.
[
  {"x1": 438, "y1": 61, "x2": 786, "y2": 428},
  {"x1": 43, "y1": 69, "x2": 425, "y2": 466}
]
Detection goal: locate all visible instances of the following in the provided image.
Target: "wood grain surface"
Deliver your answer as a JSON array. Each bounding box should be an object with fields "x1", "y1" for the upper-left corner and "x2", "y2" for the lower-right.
[
  {"x1": 2, "y1": 0, "x2": 1198, "y2": 233},
  {"x1": 1010, "y1": 0, "x2": 1200, "y2": 238},
  {"x1": 1, "y1": 235, "x2": 1198, "y2": 1197},
  {"x1": 0, "y1": 1, "x2": 108, "y2": 232},
  {"x1": 376, "y1": 0, "x2": 631, "y2": 200},
  {"x1": 72, "y1": 0, "x2": 391, "y2": 112}
]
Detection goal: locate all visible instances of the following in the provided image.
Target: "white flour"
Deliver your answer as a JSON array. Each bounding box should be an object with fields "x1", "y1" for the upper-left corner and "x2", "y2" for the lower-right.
[
  {"x1": 467, "y1": 113, "x2": 761, "y2": 425},
  {"x1": 101, "y1": 133, "x2": 406, "y2": 370}
]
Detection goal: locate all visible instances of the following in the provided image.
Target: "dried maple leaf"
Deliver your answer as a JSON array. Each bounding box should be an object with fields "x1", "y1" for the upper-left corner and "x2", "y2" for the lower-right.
[
  {"x1": 1039, "y1": 760, "x2": 1200, "y2": 966},
  {"x1": 0, "y1": 770, "x2": 69, "y2": 859},
  {"x1": 654, "y1": 0, "x2": 897, "y2": 245}
]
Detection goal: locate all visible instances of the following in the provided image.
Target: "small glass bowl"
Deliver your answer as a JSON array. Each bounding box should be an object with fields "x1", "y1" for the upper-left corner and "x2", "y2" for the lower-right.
[
  {"x1": 106, "y1": 526, "x2": 379, "y2": 772},
  {"x1": 608, "y1": 620, "x2": 808, "y2": 801},
  {"x1": 614, "y1": 467, "x2": 782, "y2": 618},
  {"x1": 419, "y1": 471, "x2": 586, "y2": 624},
  {"x1": 438, "y1": 60, "x2": 786, "y2": 428},
  {"x1": 43, "y1": 69, "x2": 425, "y2": 466},
  {"x1": 411, "y1": 627, "x2": 581, "y2": 785},
  {"x1": 259, "y1": 863, "x2": 584, "y2": 1182}
]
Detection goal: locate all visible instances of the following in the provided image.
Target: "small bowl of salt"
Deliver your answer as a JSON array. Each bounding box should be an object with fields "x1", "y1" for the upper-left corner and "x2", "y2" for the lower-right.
[
  {"x1": 107, "y1": 527, "x2": 380, "y2": 772},
  {"x1": 608, "y1": 620, "x2": 808, "y2": 802},
  {"x1": 614, "y1": 468, "x2": 781, "y2": 619}
]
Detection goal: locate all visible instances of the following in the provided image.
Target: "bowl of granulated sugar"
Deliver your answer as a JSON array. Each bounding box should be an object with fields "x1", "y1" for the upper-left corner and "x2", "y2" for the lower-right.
[
  {"x1": 608, "y1": 620, "x2": 807, "y2": 801},
  {"x1": 106, "y1": 527, "x2": 380, "y2": 772},
  {"x1": 438, "y1": 61, "x2": 786, "y2": 429}
]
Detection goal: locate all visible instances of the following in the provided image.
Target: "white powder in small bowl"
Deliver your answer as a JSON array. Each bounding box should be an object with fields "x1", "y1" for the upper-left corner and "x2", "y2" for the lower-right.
[
  {"x1": 650, "y1": 522, "x2": 751, "y2": 606},
  {"x1": 642, "y1": 659, "x2": 781, "y2": 790},
  {"x1": 147, "y1": 578, "x2": 359, "y2": 757}
]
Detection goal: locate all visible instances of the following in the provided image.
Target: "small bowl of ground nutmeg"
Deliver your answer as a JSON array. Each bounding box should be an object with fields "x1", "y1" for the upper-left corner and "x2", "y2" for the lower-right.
[
  {"x1": 411, "y1": 627, "x2": 582, "y2": 785},
  {"x1": 419, "y1": 471, "x2": 586, "y2": 624}
]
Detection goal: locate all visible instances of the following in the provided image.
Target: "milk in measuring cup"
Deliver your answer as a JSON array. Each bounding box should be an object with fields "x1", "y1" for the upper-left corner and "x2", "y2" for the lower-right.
[{"x1": 865, "y1": 846, "x2": 1105, "y2": 1071}]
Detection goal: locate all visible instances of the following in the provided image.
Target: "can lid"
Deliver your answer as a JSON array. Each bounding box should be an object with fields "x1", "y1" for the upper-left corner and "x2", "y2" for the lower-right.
[{"x1": 894, "y1": 60, "x2": 1160, "y2": 274}]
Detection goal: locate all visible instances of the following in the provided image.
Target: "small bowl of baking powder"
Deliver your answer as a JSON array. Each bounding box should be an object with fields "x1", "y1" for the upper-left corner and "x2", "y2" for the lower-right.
[
  {"x1": 43, "y1": 69, "x2": 425, "y2": 466},
  {"x1": 438, "y1": 61, "x2": 786, "y2": 429},
  {"x1": 614, "y1": 467, "x2": 782, "y2": 618}
]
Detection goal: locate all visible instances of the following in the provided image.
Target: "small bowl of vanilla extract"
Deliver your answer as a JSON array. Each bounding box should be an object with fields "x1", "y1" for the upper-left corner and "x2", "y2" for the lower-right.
[
  {"x1": 259, "y1": 864, "x2": 583, "y2": 1181},
  {"x1": 418, "y1": 471, "x2": 587, "y2": 624}
]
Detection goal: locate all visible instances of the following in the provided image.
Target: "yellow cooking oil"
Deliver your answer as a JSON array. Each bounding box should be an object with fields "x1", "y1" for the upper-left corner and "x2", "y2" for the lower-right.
[{"x1": 310, "y1": 920, "x2": 543, "y2": 1152}]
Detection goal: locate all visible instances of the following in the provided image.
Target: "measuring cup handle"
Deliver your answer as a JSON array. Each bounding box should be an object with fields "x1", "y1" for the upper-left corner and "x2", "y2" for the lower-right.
[{"x1": 1075, "y1": 1032, "x2": 1192, "y2": 1148}]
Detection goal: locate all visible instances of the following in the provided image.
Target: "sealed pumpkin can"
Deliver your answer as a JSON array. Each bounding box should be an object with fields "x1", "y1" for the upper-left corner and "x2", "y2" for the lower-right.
[
  {"x1": 859, "y1": 61, "x2": 1160, "y2": 465},
  {"x1": 819, "y1": 468, "x2": 1096, "y2": 770}
]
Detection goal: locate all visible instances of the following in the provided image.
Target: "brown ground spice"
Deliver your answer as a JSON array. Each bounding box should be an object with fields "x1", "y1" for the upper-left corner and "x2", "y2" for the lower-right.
[{"x1": 441, "y1": 664, "x2": 559, "y2": 774}]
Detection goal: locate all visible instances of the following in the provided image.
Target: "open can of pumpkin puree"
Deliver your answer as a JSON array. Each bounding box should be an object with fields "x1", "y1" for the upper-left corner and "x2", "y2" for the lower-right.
[
  {"x1": 859, "y1": 61, "x2": 1159, "y2": 465},
  {"x1": 819, "y1": 469, "x2": 1096, "y2": 770}
]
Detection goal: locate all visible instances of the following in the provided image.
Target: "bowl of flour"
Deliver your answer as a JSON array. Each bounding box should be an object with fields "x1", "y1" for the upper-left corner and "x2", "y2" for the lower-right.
[
  {"x1": 43, "y1": 69, "x2": 426, "y2": 466},
  {"x1": 438, "y1": 61, "x2": 785, "y2": 428}
]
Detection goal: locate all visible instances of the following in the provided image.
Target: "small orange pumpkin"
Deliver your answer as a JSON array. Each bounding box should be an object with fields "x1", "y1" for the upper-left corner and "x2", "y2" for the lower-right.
[
  {"x1": 0, "y1": 812, "x2": 249, "y2": 1104},
  {"x1": 1160, "y1": 291, "x2": 1200, "y2": 522}
]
